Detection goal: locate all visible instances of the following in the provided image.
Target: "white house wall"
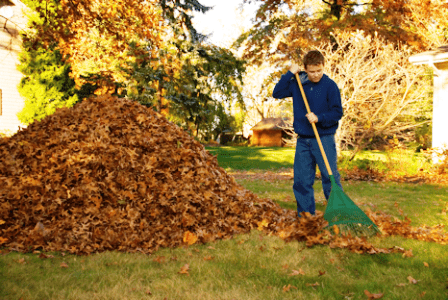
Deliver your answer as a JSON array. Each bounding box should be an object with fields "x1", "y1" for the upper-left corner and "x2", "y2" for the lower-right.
[{"x1": 0, "y1": 1, "x2": 27, "y2": 135}]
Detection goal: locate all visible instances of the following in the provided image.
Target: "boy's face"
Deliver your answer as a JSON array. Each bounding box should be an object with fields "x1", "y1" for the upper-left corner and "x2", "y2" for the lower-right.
[{"x1": 305, "y1": 63, "x2": 324, "y2": 83}]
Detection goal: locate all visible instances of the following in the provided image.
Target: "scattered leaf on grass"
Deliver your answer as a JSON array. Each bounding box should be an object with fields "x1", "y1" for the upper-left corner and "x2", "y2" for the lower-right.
[
  {"x1": 364, "y1": 289, "x2": 384, "y2": 299},
  {"x1": 153, "y1": 256, "x2": 166, "y2": 264},
  {"x1": 178, "y1": 264, "x2": 190, "y2": 275},
  {"x1": 407, "y1": 276, "x2": 418, "y2": 284},
  {"x1": 17, "y1": 258, "x2": 26, "y2": 265},
  {"x1": 423, "y1": 262, "x2": 429, "y2": 267},
  {"x1": 289, "y1": 268, "x2": 305, "y2": 276},
  {"x1": 282, "y1": 284, "x2": 297, "y2": 292},
  {"x1": 402, "y1": 249, "x2": 413, "y2": 258},
  {"x1": 60, "y1": 262, "x2": 69, "y2": 268},
  {"x1": 203, "y1": 256, "x2": 214, "y2": 261},
  {"x1": 306, "y1": 282, "x2": 319, "y2": 287}
]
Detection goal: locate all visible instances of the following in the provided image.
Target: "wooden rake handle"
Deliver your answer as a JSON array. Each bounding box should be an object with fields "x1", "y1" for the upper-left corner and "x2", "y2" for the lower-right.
[{"x1": 294, "y1": 73, "x2": 333, "y2": 176}]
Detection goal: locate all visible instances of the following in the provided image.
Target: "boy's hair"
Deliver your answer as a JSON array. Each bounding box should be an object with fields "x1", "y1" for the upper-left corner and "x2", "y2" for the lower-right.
[{"x1": 303, "y1": 50, "x2": 325, "y2": 69}]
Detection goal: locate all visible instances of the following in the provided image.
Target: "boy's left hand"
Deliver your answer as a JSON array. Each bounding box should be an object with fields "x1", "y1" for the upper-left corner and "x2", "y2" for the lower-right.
[{"x1": 306, "y1": 113, "x2": 318, "y2": 124}]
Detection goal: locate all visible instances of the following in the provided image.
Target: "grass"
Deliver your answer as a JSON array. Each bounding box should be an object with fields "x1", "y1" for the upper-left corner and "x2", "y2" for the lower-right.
[
  {"x1": 206, "y1": 146, "x2": 295, "y2": 170},
  {"x1": 1, "y1": 147, "x2": 448, "y2": 300},
  {"x1": 206, "y1": 146, "x2": 433, "y2": 177}
]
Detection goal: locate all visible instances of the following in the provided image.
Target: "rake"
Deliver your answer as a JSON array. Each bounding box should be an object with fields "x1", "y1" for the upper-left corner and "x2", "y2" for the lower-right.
[{"x1": 294, "y1": 73, "x2": 380, "y2": 236}]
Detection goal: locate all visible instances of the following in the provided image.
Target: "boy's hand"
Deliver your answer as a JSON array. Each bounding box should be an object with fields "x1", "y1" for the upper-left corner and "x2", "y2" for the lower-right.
[
  {"x1": 289, "y1": 63, "x2": 300, "y2": 74},
  {"x1": 306, "y1": 113, "x2": 318, "y2": 124}
]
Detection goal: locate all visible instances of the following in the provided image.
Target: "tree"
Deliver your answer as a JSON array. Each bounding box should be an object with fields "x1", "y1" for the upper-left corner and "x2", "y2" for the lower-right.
[
  {"x1": 18, "y1": 0, "x2": 245, "y2": 140},
  {"x1": 16, "y1": 46, "x2": 94, "y2": 124},
  {"x1": 21, "y1": 0, "x2": 211, "y2": 92},
  {"x1": 236, "y1": 0, "x2": 448, "y2": 66},
  {"x1": 127, "y1": 37, "x2": 246, "y2": 138}
]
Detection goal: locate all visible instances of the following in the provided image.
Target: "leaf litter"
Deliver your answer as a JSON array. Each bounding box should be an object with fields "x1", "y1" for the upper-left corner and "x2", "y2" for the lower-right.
[{"x1": 0, "y1": 95, "x2": 447, "y2": 256}]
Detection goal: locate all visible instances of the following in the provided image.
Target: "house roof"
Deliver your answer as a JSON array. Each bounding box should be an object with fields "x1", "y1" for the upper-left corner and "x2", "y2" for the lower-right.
[
  {"x1": 251, "y1": 117, "x2": 291, "y2": 131},
  {"x1": 409, "y1": 45, "x2": 448, "y2": 65}
]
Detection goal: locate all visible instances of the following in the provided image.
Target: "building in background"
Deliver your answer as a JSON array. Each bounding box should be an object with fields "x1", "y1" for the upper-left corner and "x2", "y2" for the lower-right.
[
  {"x1": 409, "y1": 45, "x2": 448, "y2": 163},
  {"x1": 250, "y1": 117, "x2": 290, "y2": 147},
  {"x1": 0, "y1": 0, "x2": 27, "y2": 135}
]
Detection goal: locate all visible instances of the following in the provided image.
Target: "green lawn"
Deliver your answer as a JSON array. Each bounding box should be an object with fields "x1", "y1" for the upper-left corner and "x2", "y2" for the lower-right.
[
  {"x1": 1, "y1": 147, "x2": 448, "y2": 300},
  {"x1": 206, "y1": 146, "x2": 295, "y2": 170}
]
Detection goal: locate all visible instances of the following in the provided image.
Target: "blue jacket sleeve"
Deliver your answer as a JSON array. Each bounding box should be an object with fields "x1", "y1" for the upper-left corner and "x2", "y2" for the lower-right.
[
  {"x1": 316, "y1": 81, "x2": 343, "y2": 128},
  {"x1": 272, "y1": 71, "x2": 294, "y2": 99}
]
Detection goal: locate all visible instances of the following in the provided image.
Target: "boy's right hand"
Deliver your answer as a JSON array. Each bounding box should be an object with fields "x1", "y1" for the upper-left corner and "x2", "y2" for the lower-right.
[{"x1": 289, "y1": 63, "x2": 300, "y2": 74}]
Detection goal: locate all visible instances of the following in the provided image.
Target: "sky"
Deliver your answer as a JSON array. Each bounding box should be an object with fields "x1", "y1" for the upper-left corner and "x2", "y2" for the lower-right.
[{"x1": 191, "y1": 0, "x2": 260, "y2": 48}]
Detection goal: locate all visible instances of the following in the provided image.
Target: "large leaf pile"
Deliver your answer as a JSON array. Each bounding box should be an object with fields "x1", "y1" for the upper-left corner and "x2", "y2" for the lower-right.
[
  {"x1": 0, "y1": 95, "x2": 299, "y2": 254},
  {"x1": 0, "y1": 95, "x2": 445, "y2": 255}
]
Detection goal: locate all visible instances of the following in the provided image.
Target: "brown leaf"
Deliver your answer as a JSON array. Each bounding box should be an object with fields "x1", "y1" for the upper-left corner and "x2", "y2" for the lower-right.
[
  {"x1": 60, "y1": 262, "x2": 69, "y2": 268},
  {"x1": 282, "y1": 284, "x2": 297, "y2": 292},
  {"x1": 289, "y1": 268, "x2": 305, "y2": 276},
  {"x1": 423, "y1": 262, "x2": 429, "y2": 267},
  {"x1": 17, "y1": 258, "x2": 26, "y2": 265},
  {"x1": 364, "y1": 290, "x2": 384, "y2": 299},
  {"x1": 178, "y1": 264, "x2": 190, "y2": 275},
  {"x1": 333, "y1": 225, "x2": 340, "y2": 235},
  {"x1": 153, "y1": 256, "x2": 166, "y2": 264},
  {"x1": 407, "y1": 275, "x2": 418, "y2": 284},
  {"x1": 402, "y1": 249, "x2": 413, "y2": 258},
  {"x1": 306, "y1": 282, "x2": 320, "y2": 287},
  {"x1": 318, "y1": 270, "x2": 326, "y2": 276},
  {"x1": 203, "y1": 256, "x2": 214, "y2": 261}
]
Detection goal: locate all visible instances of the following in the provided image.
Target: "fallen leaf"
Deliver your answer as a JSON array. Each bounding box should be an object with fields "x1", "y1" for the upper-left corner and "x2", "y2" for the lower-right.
[
  {"x1": 153, "y1": 256, "x2": 166, "y2": 264},
  {"x1": 364, "y1": 289, "x2": 384, "y2": 299},
  {"x1": 289, "y1": 268, "x2": 305, "y2": 276},
  {"x1": 282, "y1": 284, "x2": 297, "y2": 292},
  {"x1": 420, "y1": 291, "x2": 426, "y2": 297},
  {"x1": 318, "y1": 270, "x2": 326, "y2": 276},
  {"x1": 402, "y1": 249, "x2": 413, "y2": 258},
  {"x1": 145, "y1": 289, "x2": 152, "y2": 295},
  {"x1": 407, "y1": 275, "x2": 418, "y2": 284},
  {"x1": 423, "y1": 262, "x2": 429, "y2": 267},
  {"x1": 17, "y1": 258, "x2": 26, "y2": 264},
  {"x1": 306, "y1": 282, "x2": 319, "y2": 287},
  {"x1": 203, "y1": 256, "x2": 214, "y2": 261},
  {"x1": 333, "y1": 225, "x2": 340, "y2": 235},
  {"x1": 329, "y1": 258, "x2": 335, "y2": 264},
  {"x1": 282, "y1": 264, "x2": 289, "y2": 270},
  {"x1": 60, "y1": 262, "x2": 69, "y2": 268},
  {"x1": 178, "y1": 264, "x2": 190, "y2": 275}
]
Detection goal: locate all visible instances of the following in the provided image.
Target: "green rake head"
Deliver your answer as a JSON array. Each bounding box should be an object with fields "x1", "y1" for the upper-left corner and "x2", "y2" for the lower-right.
[{"x1": 324, "y1": 176, "x2": 381, "y2": 237}]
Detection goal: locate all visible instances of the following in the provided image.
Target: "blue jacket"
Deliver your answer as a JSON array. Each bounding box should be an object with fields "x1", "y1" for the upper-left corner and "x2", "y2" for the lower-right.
[{"x1": 272, "y1": 71, "x2": 343, "y2": 137}]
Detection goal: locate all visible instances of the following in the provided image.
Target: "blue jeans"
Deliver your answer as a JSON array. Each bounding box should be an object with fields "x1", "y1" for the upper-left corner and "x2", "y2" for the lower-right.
[{"x1": 293, "y1": 135, "x2": 342, "y2": 216}]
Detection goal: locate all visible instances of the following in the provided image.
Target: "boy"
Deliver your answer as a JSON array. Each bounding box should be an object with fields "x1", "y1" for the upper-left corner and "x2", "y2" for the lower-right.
[{"x1": 272, "y1": 50, "x2": 343, "y2": 217}]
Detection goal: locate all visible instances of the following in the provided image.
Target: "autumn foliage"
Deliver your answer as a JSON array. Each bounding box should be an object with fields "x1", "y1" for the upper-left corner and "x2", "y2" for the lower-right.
[{"x1": 0, "y1": 95, "x2": 447, "y2": 255}]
